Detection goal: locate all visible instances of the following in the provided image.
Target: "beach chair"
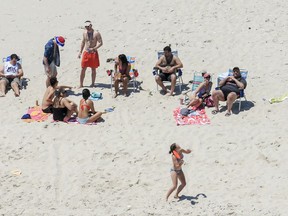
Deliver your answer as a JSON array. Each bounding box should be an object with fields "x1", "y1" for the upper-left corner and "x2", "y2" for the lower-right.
[
  {"x1": 217, "y1": 68, "x2": 248, "y2": 111},
  {"x1": 184, "y1": 71, "x2": 213, "y2": 106},
  {"x1": 2, "y1": 56, "x2": 25, "y2": 89},
  {"x1": 153, "y1": 50, "x2": 183, "y2": 92},
  {"x1": 107, "y1": 56, "x2": 139, "y2": 93},
  {"x1": 191, "y1": 71, "x2": 204, "y2": 92}
]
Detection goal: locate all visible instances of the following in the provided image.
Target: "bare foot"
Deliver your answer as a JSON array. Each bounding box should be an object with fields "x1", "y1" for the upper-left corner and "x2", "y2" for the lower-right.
[
  {"x1": 78, "y1": 85, "x2": 83, "y2": 89},
  {"x1": 90, "y1": 83, "x2": 95, "y2": 87},
  {"x1": 165, "y1": 92, "x2": 174, "y2": 96},
  {"x1": 160, "y1": 89, "x2": 168, "y2": 95},
  {"x1": 63, "y1": 116, "x2": 70, "y2": 122},
  {"x1": 174, "y1": 195, "x2": 180, "y2": 199},
  {"x1": 113, "y1": 93, "x2": 118, "y2": 98},
  {"x1": 0, "y1": 92, "x2": 6, "y2": 97}
]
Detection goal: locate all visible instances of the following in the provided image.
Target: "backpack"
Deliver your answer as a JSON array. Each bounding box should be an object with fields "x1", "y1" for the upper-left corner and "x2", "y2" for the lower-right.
[{"x1": 204, "y1": 96, "x2": 214, "y2": 107}]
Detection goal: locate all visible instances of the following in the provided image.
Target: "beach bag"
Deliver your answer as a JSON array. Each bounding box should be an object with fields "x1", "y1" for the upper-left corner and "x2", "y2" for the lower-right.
[
  {"x1": 204, "y1": 96, "x2": 214, "y2": 107},
  {"x1": 180, "y1": 108, "x2": 192, "y2": 116}
]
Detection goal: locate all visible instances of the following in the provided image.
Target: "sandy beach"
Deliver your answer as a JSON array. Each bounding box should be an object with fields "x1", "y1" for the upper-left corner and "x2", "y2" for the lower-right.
[{"x1": 1, "y1": 0, "x2": 288, "y2": 215}]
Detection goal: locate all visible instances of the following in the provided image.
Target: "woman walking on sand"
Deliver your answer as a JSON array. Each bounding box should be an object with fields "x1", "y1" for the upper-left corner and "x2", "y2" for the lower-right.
[{"x1": 166, "y1": 143, "x2": 191, "y2": 201}]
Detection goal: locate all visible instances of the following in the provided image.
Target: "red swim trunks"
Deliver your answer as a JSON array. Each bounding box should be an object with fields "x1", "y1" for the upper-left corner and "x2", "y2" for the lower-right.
[{"x1": 81, "y1": 51, "x2": 100, "y2": 68}]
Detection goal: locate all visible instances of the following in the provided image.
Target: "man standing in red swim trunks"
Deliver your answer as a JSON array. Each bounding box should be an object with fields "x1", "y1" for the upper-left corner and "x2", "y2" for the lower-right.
[{"x1": 78, "y1": 20, "x2": 103, "y2": 88}]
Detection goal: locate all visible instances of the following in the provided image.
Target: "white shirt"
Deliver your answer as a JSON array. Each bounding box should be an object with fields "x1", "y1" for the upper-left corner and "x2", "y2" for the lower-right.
[{"x1": 4, "y1": 61, "x2": 21, "y2": 76}]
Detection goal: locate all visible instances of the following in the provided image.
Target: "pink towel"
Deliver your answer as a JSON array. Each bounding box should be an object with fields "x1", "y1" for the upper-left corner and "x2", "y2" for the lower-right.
[
  {"x1": 22, "y1": 106, "x2": 51, "y2": 122},
  {"x1": 173, "y1": 107, "x2": 211, "y2": 126}
]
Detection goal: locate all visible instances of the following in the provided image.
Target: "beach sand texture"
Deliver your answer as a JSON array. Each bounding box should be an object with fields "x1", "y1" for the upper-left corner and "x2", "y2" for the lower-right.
[{"x1": 1, "y1": 0, "x2": 288, "y2": 215}]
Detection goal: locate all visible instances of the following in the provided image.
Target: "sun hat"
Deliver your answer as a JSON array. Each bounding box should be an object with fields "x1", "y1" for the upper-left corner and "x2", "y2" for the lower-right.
[{"x1": 55, "y1": 36, "x2": 65, "y2": 47}]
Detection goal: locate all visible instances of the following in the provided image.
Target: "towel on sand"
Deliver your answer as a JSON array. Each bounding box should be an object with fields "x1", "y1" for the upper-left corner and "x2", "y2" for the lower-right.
[
  {"x1": 22, "y1": 106, "x2": 51, "y2": 122},
  {"x1": 173, "y1": 107, "x2": 210, "y2": 126},
  {"x1": 269, "y1": 93, "x2": 288, "y2": 104}
]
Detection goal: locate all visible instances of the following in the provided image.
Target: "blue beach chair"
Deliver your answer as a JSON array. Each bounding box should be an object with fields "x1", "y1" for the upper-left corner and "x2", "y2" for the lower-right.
[
  {"x1": 153, "y1": 50, "x2": 183, "y2": 92},
  {"x1": 217, "y1": 68, "x2": 248, "y2": 111}
]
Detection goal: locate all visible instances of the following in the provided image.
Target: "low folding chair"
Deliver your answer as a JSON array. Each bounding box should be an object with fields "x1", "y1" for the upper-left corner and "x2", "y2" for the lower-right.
[
  {"x1": 217, "y1": 68, "x2": 248, "y2": 111},
  {"x1": 2, "y1": 56, "x2": 25, "y2": 89},
  {"x1": 153, "y1": 50, "x2": 183, "y2": 92},
  {"x1": 107, "y1": 56, "x2": 139, "y2": 92}
]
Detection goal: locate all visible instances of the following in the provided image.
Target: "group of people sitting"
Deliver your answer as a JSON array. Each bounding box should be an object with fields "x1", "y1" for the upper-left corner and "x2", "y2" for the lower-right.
[
  {"x1": 179, "y1": 67, "x2": 247, "y2": 116},
  {"x1": 153, "y1": 46, "x2": 247, "y2": 116},
  {"x1": 41, "y1": 77, "x2": 103, "y2": 123},
  {"x1": 1, "y1": 46, "x2": 247, "y2": 118}
]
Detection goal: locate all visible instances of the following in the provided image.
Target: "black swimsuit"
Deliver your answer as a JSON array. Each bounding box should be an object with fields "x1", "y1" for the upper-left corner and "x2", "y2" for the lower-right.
[{"x1": 53, "y1": 98, "x2": 68, "y2": 121}]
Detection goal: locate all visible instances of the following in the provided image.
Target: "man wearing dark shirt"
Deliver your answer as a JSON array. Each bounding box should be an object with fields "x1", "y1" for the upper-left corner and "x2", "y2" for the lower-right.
[
  {"x1": 211, "y1": 67, "x2": 247, "y2": 116},
  {"x1": 43, "y1": 36, "x2": 65, "y2": 87}
]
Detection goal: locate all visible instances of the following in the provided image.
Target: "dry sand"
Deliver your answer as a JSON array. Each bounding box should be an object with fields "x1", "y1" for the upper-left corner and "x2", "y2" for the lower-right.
[{"x1": 1, "y1": 0, "x2": 288, "y2": 215}]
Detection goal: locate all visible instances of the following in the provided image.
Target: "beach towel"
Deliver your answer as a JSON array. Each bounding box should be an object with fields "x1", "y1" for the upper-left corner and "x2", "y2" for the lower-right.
[
  {"x1": 22, "y1": 106, "x2": 51, "y2": 122},
  {"x1": 269, "y1": 93, "x2": 288, "y2": 104},
  {"x1": 89, "y1": 92, "x2": 103, "y2": 101},
  {"x1": 173, "y1": 107, "x2": 210, "y2": 126}
]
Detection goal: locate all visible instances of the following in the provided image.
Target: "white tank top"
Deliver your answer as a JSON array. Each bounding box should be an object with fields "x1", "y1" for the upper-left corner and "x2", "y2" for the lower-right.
[{"x1": 4, "y1": 61, "x2": 20, "y2": 76}]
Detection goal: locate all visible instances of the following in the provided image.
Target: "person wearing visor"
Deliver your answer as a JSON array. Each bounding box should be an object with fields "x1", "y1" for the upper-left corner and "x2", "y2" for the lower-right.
[
  {"x1": 43, "y1": 36, "x2": 65, "y2": 87},
  {"x1": 78, "y1": 20, "x2": 103, "y2": 88},
  {"x1": 0, "y1": 54, "x2": 23, "y2": 97}
]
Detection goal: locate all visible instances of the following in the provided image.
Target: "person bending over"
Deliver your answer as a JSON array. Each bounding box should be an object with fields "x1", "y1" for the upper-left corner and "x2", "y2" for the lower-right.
[
  {"x1": 53, "y1": 88, "x2": 78, "y2": 122},
  {"x1": 42, "y1": 77, "x2": 72, "y2": 113}
]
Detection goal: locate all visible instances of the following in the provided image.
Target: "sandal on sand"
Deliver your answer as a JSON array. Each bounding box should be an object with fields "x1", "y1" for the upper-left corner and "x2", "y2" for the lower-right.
[
  {"x1": 225, "y1": 112, "x2": 231, "y2": 117},
  {"x1": 211, "y1": 110, "x2": 219, "y2": 115}
]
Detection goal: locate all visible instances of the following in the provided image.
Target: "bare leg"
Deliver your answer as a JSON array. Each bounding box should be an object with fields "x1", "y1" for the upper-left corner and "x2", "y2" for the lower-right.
[
  {"x1": 166, "y1": 171, "x2": 178, "y2": 201},
  {"x1": 188, "y1": 98, "x2": 202, "y2": 108},
  {"x1": 87, "y1": 112, "x2": 103, "y2": 123},
  {"x1": 80, "y1": 67, "x2": 87, "y2": 87},
  {"x1": 122, "y1": 77, "x2": 129, "y2": 96},
  {"x1": 63, "y1": 103, "x2": 78, "y2": 122},
  {"x1": 169, "y1": 74, "x2": 177, "y2": 95},
  {"x1": 226, "y1": 92, "x2": 237, "y2": 114},
  {"x1": 46, "y1": 76, "x2": 50, "y2": 88},
  {"x1": 114, "y1": 79, "x2": 119, "y2": 98},
  {"x1": 11, "y1": 82, "x2": 20, "y2": 97},
  {"x1": 212, "y1": 90, "x2": 225, "y2": 112},
  {"x1": 0, "y1": 80, "x2": 7, "y2": 96},
  {"x1": 175, "y1": 171, "x2": 186, "y2": 198},
  {"x1": 46, "y1": 71, "x2": 57, "y2": 88},
  {"x1": 91, "y1": 68, "x2": 96, "y2": 87},
  {"x1": 155, "y1": 76, "x2": 167, "y2": 93}
]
